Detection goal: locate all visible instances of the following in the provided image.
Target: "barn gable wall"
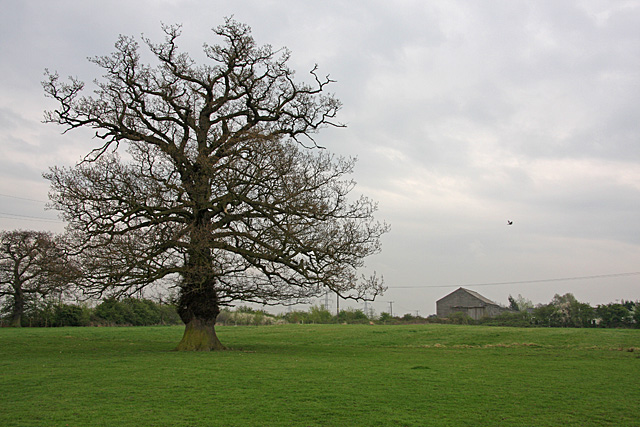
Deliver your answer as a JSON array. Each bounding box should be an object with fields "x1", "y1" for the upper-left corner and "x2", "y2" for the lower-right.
[{"x1": 436, "y1": 288, "x2": 506, "y2": 320}]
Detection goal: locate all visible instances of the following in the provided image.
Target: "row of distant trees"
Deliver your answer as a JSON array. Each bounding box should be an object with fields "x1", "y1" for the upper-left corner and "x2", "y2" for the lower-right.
[
  {"x1": 0, "y1": 228, "x2": 376, "y2": 327},
  {"x1": 280, "y1": 293, "x2": 640, "y2": 328},
  {"x1": 0, "y1": 230, "x2": 368, "y2": 327},
  {"x1": 0, "y1": 297, "x2": 182, "y2": 328},
  {"x1": 1, "y1": 230, "x2": 637, "y2": 328},
  {"x1": 492, "y1": 293, "x2": 640, "y2": 328},
  {"x1": 438, "y1": 293, "x2": 640, "y2": 328},
  {"x1": 3, "y1": 294, "x2": 639, "y2": 328},
  {"x1": 0, "y1": 229, "x2": 182, "y2": 327}
]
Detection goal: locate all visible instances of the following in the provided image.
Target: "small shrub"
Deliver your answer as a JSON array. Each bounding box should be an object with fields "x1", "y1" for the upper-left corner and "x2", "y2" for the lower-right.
[
  {"x1": 157, "y1": 304, "x2": 182, "y2": 325},
  {"x1": 309, "y1": 306, "x2": 334, "y2": 324},
  {"x1": 338, "y1": 308, "x2": 369, "y2": 324},
  {"x1": 448, "y1": 311, "x2": 474, "y2": 325},
  {"x1": 596, "y1": 303, "x2": 632, "y2": 328},
  {"x1": 53, "y1": 304, "x2": 90, "y2": 327},
  {"x1": 93, "y1": 298, "x2": 133, "y2": 325},
  {"x1": 282, "y1": 310, "x2": 311, "y2": 324},
  {"x1": 378, "y1": 312, "x2": 393, "y2": 324},
  {"x1": 123, "y1": 298, "x2": 161, "y2": 326},
  {"x1": 92, "y1": 297, "x2": 180, "y2": 326},
  {"x1": 478, "y1": 311, "x2": 532, "y2": 327}
]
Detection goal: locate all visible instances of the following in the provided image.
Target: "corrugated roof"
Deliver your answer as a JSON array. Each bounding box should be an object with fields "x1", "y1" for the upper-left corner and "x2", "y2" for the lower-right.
[
  {"x1": 437, "y1": 287, "x2": 499, "y2": 306},
  {"x1": 460, "y1": 288, "x2": 499, "y2": 306}
]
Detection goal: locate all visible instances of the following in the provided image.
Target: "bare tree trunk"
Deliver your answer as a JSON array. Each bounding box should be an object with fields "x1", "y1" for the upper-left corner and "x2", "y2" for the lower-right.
[
  {"x1": 175, "y1": 284, "x2": 224, "y2": 350},
  {"x1": 9, "y1": 312, "x2": 22, "y2": 328},
  {"x1": 176, "y1": 317, "x2": 224, "y2": 351},
  {"x1": 175, "y1": 241, "x2": 224, "y2": 351},
  {"x1": 9, "y1": 287, "x2": 24, "y2": 327}
]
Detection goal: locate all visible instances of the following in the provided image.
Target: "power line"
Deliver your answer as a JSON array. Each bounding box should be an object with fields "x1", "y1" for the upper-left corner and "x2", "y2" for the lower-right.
[
  {"x1": 0, "y1": 194, "x2": 61, "y2": 224},
  {"x1": 389, "y1": 272, "x2": 640, "y2": 289},
  {"x1": 0, "y1": 212, "x2": 63, "y2": 223},
  {"x1": 0, "y1": 193, "x2": 47, "y2": 203}
]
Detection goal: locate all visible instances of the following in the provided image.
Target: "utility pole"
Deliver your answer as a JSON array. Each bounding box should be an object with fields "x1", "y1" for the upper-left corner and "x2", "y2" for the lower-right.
[
  {"x1": 388, "y1": 301, "x2": 394, "y2": 318},
  {"x1": 324, "y1": 291, "x2": 329, "y2": 311},
  {"x1": 336, "y1": 291, "x2": 340, "y2": 319}
]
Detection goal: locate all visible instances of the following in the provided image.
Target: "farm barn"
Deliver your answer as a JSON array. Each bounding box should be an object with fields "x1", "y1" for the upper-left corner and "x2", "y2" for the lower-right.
[{"x1": 436, "y1": 288, "x2": 508, "y2": 320}]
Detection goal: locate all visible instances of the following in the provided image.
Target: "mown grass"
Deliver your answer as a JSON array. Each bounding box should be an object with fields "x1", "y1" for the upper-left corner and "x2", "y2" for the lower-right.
[{"x1": 1, "y1": 324, "x2": 638, "y2": 426}]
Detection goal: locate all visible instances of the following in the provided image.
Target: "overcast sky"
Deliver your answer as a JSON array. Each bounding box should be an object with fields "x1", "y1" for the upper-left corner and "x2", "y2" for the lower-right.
[{"x1": 1, "y1": 0, "x2": 639, "y2": 315}]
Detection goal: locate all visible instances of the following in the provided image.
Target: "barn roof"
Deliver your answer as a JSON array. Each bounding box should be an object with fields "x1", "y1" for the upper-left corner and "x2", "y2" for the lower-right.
[{"x1": 437, "y1": 287, "x2": 500, "y2": 306}]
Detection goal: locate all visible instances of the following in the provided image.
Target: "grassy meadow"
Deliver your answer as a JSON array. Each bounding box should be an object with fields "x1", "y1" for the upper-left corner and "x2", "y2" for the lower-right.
[{"x1": 1, "y1": 324, "x2": 639, "y2": 426}]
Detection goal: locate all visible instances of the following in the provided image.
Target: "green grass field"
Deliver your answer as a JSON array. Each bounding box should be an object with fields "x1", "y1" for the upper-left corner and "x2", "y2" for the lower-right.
[{"x1": 1, "y1": 324, "x2": 639, "y2": 426}]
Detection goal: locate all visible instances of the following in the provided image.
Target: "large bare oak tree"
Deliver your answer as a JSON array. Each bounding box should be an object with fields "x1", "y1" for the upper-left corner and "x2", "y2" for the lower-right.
[{"x1": 43, "y1": 19, "x2": 388, "y2": 350}]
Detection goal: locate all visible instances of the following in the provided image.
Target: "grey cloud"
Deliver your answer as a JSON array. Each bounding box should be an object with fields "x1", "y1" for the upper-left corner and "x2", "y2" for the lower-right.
[{"x1": 1, "y1": 0, "x2": 639, "y2": 309}]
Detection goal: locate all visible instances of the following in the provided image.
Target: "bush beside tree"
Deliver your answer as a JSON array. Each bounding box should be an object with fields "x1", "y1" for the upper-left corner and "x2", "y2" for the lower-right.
[
  {"x1": 0, "y1": 297, "x2": 182, "y2": 327},
  {"x1": 92, "y1": 298, "x2": 182, "y2": 326}
]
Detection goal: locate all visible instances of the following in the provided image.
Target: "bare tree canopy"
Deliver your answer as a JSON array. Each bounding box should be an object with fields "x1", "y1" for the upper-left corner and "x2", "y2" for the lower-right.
[
  {"x1": 43, "y1": 19, "x2": 388, "y2": 350},
  {"x1": 0, "y1": 230, "x2": 71, "y2": 327}
]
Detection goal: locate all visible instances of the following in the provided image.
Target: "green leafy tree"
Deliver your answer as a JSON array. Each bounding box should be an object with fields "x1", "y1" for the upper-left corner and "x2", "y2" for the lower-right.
[
  {"x1": 123, "y1": 298, "x2": 162, "y2": 325},
  {"x1": 44, "y1": 19, "x2": 388, "y2": 350},
  {"x1": 621, "y1": 300, "x2": 635, "y2": 311},
  {"x1": 338, "y1": 307, "x2": 368, "y2": 323},
  {"x1": 401, "y1": 313, "x2": 417, "y2": 322},
  {"x1": 533, "y1": 304, "x2": 559, "y2": 327},
  {"x1": 282, "y1": 310, "x2": 311, "y2": 324},
  {"x1": 53, "y1": 304, "x2": 90, "y2": 327},
  {"x1": 508, "y1": 295, "x2": 519, "y2": 311},
  {"x1": 92, "y1": 297, "x2": 180, "y2": 326},
  {"x1": 548, "y1": 293, "x2": 595, "y2": 327},
  {"x1": 93, "y1": 297, "x2": 134, "y2": 325},
  {"x1": 308, "y1": 305, "x2": 334, "y2": 323},
  {"x1": 633, "y1": 303, "x2": 640, "y2": 328},
  {"x1": 596, "y1": 303, "x2": 631, "y2": 328},
  {"x1": 571, "y1": 302, "x2": 595, "y2": 328},
  {"x1": 551, "y1": 293, "x2": 577, "y2": 326},
  {"x1": 378, "y1": 312, "x2": 393, "y2": 323},
  {"x1": 508, "y1": 294, "x2": 534, "y2": 313}
]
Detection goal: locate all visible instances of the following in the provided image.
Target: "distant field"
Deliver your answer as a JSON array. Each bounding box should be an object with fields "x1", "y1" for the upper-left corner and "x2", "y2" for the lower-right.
[{"x1": 1, "y1": 324, "x2": 639, "y2": 426}]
